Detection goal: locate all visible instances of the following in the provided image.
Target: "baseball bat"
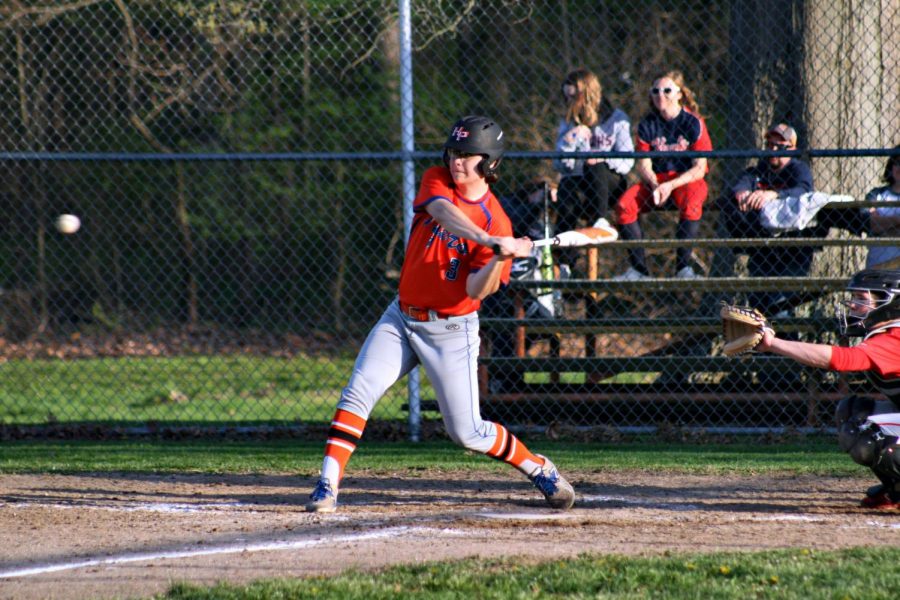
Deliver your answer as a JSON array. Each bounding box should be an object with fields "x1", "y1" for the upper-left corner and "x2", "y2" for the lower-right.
[{"x1": 493, "y1": 222, "x2": 618, "y2": 255}]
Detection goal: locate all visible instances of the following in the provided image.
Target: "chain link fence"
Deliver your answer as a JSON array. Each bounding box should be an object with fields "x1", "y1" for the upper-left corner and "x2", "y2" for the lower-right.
[{"x1": 1, "y1": 0, "x2": 897, "y2": 434}]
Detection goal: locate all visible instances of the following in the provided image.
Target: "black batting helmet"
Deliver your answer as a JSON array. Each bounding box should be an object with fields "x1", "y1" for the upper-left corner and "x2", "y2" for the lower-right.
[
  {"x1": 838, "y1": 269, "x2": 900, "y2": 336},
  {"x1": 442, "y1": 115, "x2": 505, "y2": 181}
]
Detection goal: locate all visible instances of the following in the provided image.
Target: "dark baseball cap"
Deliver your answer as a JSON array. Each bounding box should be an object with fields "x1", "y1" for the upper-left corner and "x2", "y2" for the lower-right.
[{"x1": 765, "y1": 123, "x2": 798, "y2": 147}]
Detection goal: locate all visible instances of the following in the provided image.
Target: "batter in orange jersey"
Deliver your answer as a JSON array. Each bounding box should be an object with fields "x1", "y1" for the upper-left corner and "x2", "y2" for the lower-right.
[
  {"x1": 305, "y1": 116, "x2": 576, "y2": 514},
  {"x1": 399, "y1": 166, "x2": 513, "y2": 315}
]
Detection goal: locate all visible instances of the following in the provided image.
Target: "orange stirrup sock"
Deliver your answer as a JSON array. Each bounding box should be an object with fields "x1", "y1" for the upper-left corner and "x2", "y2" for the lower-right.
[
  {"x1": 485, "y1": 423, "x2": 545, "y2": 476},
  {"x1": 321, "y1": 409, "x2": 367, "y2": 483}
]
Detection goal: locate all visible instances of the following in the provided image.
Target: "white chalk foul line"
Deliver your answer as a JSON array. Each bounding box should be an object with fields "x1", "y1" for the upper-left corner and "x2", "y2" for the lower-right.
[
  {"x1": 0, "y1": 526, "x2": 462, "y2": 579},
  {"x1": 866, "y1": 520, "x2": 900, "y2": 529},
  {"x1": 748, "y1": 515, "x2": 826, "y2": 523},
  {"x1": 474, "y1": 511, "x2": 579, "y2": 521},
  {"x1": 1, "y1": 500, "x2": 250, "y2": 514},
  {"x1": 579, "y1": 494, "x2": 700, "y2": 511}
]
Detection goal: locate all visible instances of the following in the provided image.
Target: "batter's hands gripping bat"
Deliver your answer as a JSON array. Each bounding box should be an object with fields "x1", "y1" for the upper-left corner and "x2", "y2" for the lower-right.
[{"x1": 493, "y1": 220, "x2": 618, "y2": 255}]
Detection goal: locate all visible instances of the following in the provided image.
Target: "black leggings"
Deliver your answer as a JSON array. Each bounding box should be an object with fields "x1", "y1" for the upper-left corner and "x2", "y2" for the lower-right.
[{"x1": 556, "y1": 162, "x2": 626, "y2": 233}]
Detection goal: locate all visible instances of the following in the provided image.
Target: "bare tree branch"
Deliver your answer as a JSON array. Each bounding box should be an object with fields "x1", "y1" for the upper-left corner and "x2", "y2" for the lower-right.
[
  {"x1": 1, "y1": 0, "x2": 106, "y2": 29},
  {"x1": 14, "y1": 26, "x2": 30, "y2": 131},
  {"x1": 112, "y1": 0, "x2": 139, "y2": 129},
  {"x1": 413, "y1": 0, "x2": 477, "y2": 50}
]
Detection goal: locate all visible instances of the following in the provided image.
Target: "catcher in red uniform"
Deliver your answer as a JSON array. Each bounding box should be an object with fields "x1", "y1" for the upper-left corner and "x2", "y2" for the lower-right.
[{"x1": 756, "y1": 269, "x2": 900, "y2": 508}]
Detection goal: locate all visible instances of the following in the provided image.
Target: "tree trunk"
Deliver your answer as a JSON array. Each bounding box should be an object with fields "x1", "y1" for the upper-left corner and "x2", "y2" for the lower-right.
[
  {"x1": 712, "y1": 0, "x2": 804, "y2": 280},
  {"x1": 725, "y1": 0, "x2": 804, "y2": 181},
  {"x1": 803, "y1": 0, "x2": 900, "y2": 279}
]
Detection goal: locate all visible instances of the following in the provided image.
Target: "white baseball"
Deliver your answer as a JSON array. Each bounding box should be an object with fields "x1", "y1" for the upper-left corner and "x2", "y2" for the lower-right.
[{"x1": 55, "y1": 214, "x2": 81, "y2": 234}]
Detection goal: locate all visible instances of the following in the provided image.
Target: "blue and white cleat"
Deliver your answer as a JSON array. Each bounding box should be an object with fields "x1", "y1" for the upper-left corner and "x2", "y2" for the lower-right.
[
  {"x1": 529, "y1": 455, "x2": 575, "y2": 510},
  {"x1": 305, "y1": 478, "x2": 338, "y2": 513}
]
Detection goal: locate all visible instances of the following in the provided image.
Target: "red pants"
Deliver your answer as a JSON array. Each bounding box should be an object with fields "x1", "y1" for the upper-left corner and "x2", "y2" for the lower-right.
[{"x1": 615, "y1": 172, "x2": 708, "y2": 225}]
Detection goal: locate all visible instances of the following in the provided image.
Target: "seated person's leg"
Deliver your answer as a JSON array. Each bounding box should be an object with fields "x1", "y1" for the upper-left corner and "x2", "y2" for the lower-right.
[
  {"x1": 611, "y1": 172, "x2": 628, "y2": 203},
  {"x1": 773, "y1": 244, "x2": 816, "y2": 314},
  {"x1": 716, "y1": 193, "x2": 760, "y2": 243},
  {"x1": 747, "y1": 235, "x2": 814, "y2": 314},
  {"x1": 583, "y1": 162, "x2": 617, "y2": 224},
  {"x1": 818, "y1": 206, "x2": 870, "y2": 235},
  {"x1": 747, "y1": 246, "x2": 779, "y2": 312},
  {"x1": 556, "y1": 175, "x2": 586, "y2": 268},
  {"x1": 615, "y1": 183, "x2": 652, "y2": 276},
  {"x1": 555, "y1": 176, "x2": 583, "y2": 234},
  {"x1": 671, "y1": 178, "x2": 708, "y2": 274}
]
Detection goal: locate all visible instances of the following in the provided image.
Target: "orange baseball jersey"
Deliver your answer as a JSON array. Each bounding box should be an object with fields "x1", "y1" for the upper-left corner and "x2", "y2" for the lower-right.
[{"x1": 398, "y1": 166, "x2": 513, "y2": 314}]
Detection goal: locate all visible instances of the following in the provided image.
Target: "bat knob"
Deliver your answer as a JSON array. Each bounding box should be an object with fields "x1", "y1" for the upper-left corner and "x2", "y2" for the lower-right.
[{"x1": 493, "y1": 243, "x2": 501, "y2": 255}]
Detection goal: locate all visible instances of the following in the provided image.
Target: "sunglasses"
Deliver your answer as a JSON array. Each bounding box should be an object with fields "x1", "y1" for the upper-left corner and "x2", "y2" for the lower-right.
[
  {"x1": 650, "y1": 87, "x2": 679, "y2": 96},
  {"x1": 766, "y1": 141, "x2": 793, "y2": 150}
]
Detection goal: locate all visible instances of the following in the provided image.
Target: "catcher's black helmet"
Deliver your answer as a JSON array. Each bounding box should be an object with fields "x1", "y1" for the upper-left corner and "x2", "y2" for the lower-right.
[
  {"x1": 838, "y1": 269, "x2": 900, "y2": 336},
  {"x1": 442, "y1": 115, "x2": 505, "y2": 181}
]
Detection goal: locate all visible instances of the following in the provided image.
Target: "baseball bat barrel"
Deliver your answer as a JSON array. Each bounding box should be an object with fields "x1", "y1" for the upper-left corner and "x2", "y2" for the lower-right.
[{"x1": 491, "y1": 224, "x2": 617, "y2": 255}]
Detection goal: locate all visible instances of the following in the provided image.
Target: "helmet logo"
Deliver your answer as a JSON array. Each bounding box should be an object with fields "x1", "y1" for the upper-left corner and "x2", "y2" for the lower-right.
[{"x1": 451, "y1": 127, "x2": 469, "y2": 141}]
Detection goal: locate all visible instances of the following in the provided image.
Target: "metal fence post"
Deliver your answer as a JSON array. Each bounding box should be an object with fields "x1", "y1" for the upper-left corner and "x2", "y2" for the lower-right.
[{"x1": 399, "y1": 0, "x2": 420, "y2": 442}]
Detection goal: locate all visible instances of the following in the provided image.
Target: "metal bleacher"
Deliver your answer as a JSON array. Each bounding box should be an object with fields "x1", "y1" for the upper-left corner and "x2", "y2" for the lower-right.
[{"x1": 478, "y1": 210, "x2": 900, "y2": 429}]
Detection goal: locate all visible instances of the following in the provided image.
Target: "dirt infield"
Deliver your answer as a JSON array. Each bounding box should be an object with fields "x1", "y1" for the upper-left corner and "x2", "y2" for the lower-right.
[{"x1": 2, "y1": 470, "x2": 899, "y2": 600}]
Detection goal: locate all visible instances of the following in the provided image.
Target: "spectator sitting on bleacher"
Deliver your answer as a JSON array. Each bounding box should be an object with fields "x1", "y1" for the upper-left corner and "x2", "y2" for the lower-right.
[
  {"x1": 719, "y1": 123, "x2": 815, "y2": 315},
  {"x1": 862, "y1": 148, "x2": 900, "y2": 270},
  {"x1": 553, "y1": 68, "x2": 633, "y2": 273},
  {"x1": 613, "y1": 70, "x2": 712, "y2": 281}
]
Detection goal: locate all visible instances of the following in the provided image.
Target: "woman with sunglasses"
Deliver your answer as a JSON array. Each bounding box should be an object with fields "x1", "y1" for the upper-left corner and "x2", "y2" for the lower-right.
[
  {"x1": 553, "y1": 68, "x2": 633, "y2": 272},
  {"x1": 613, "y1": 70, "x2": 712, "y2": 280},
  {"x1": 862, "y1": 147, "x2": 900, "y2": 270}
]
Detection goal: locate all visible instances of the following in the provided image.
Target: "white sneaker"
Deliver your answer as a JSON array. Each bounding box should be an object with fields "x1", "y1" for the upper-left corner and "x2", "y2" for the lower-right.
[
  {"x1": 529, "y1": 455, "x2": 575, "y2": 510},
  {"x1": 590, "y1": 218, "x2": 619, "y2": 240},
  {"x1": 305, "y1": 478, "x2": 338, "y2": 513},
  {"x1": 613, "y1": 267, "x2": 650, "y2": 281},
  {"x1": 675, "y1": 266, "x2": 702, "y2": 279}
]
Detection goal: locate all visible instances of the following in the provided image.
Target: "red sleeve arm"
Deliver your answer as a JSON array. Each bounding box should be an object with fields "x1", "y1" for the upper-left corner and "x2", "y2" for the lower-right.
[
  {"x1": 829, "y1": 346, "x2": 874, "y2": 372},
  {"x1": 830, "y1": 331, "x2": 900, "y2": 376}
]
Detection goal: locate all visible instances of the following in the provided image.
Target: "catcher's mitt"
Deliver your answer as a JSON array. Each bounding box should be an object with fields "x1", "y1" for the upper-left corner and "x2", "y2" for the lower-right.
[{"x1": 720, "y1": 302, "x2": 773, "y2": 357}]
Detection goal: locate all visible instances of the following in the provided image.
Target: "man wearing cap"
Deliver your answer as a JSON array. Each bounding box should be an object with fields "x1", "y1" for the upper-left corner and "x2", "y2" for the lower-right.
[{"x1": 720, "y1": 123, "x2": 816, "y2": 315}]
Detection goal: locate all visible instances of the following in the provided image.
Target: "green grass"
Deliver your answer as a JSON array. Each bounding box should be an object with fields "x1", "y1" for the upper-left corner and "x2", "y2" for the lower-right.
[
  {"x1": 525, "y1": 371, "x2": 660, "y2": 384},
  {"x1": 0, "y1": 355, "x2": 425, "y2": 425},
  {"x1": 0, "y1": 438, "x2": 858, "y2": 477},
  {"x1": 157, "y1": 547, "x2": 900, "y2": 599}
]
